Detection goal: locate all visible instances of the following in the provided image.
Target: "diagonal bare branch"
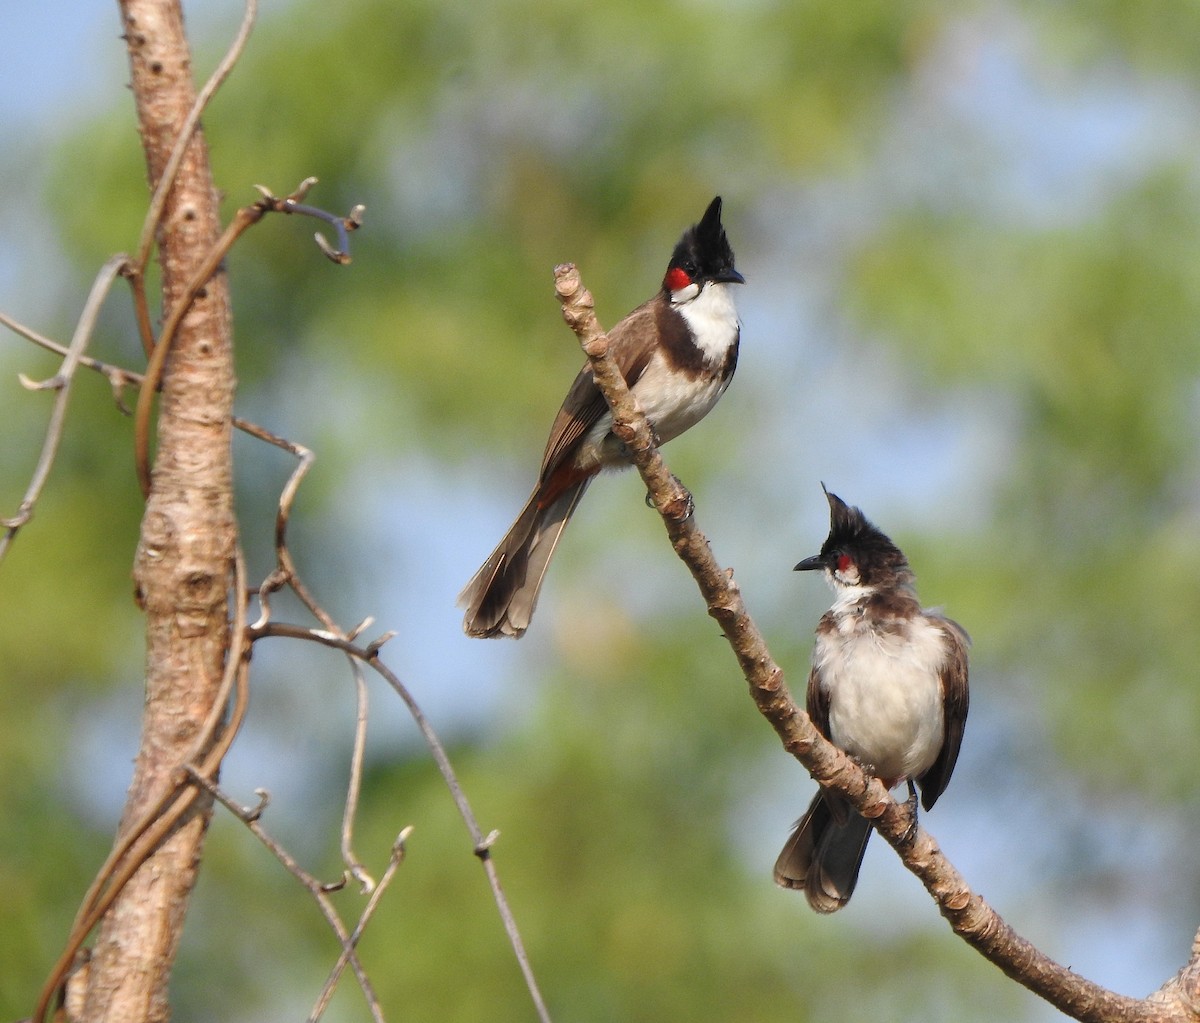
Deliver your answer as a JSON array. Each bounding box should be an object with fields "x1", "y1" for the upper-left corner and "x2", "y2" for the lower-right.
[
  {"x1": 0, "y1": 255, "x2": 129, "y2": 564},
  {"x1": 551, "y1": 261, "x2": 1181, "y2": 1023}
]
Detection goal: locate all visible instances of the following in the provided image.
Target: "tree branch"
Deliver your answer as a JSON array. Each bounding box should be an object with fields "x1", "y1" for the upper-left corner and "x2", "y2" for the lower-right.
[
  {"x1": 132, "y1": 178, "x2": 363, "y2": 497},
  {"x1": 0, "y1": 255, "x2": 128, "y2": 563},
  {"x1": 182, "y1": 773, "x2": 391, "y2": 1023},
  {"x1": 551, "y1": 261, "x2": 1194, "y2": 1023},
  {"x1": 248, "y1": 621, "x2": 555, "y2": 1023}
]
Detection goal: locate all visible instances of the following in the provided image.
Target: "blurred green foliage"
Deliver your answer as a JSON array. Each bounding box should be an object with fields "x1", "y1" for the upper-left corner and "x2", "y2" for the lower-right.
[{"x1": 5, "y1": 0, "x2": 1200, "y2": 1020}]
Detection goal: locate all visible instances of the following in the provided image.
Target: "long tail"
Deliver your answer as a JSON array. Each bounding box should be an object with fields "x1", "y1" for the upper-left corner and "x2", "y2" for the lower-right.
[
  {"x1": 773, "y1": 791, "x2": 872, "y2": 913},
  {"x1": 458, "y1": 478, "x2": 592, "y2": 638}
]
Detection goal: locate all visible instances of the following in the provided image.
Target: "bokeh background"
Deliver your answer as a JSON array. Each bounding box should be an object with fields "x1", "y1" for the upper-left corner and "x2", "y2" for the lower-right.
[{"x1": 3, "y1": 2, "x2": 1200, "y2": 1020}]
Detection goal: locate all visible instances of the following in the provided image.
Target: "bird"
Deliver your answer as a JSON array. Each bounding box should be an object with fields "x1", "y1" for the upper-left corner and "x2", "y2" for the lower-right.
[
  {"x1": 459, "y1": 196, "x2": 745, "y2": 639},
  {"x1": 774, "y1": 486, "x2": 969, "y2": 912}
]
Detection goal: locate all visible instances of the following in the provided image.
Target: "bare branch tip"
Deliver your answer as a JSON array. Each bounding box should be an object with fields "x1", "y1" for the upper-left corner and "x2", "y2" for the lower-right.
[
  {"x1": 393, "y1": 825, "x2": 415, "y2": 859},
  {"x1": 474, "y1": 830, "x2": 501, "y2": 857},
  {"x1": 347, "y1": 616, "x2": 376, "y2": 642},
  {"x1": 246, "y1": 788, "x2": 271, "y2": 821},
  {"x1": 18, "y1": 372, "x2": 65, "y2": 392},
  {"x1": 314, "y1": 232, "x2": 351, "y2": 265},
  {"x1": 351, "y1": 865, "x2": 378, "y2": 896},
  {"x1": 365, "y1": 630, "x2": 398, "y2": 658},
  {"x1": 320, "y1": 871, "x2": 351, "y2": 894},
  {"x1": 290, "y1": 176, "x2": 319, "y2": 202},
  {"x1": 553, "y1": 263, "x2": 590, "y2": 306}
]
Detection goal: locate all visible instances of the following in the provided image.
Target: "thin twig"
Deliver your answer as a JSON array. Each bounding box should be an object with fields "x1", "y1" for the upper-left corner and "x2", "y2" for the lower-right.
[
  {"x1": 309, "y1": 827, "x2": 413, "y2": 1022},
  {"x1": 340, "y1": 656, "x2": 377, "y2": 893},
  {"x1": 0, "y1": 318, "x2": 317, "y2": 453},
  {"x1": 250, "y1": 621, "x2": 554, "y2": 1023},
  {"x1": 234, "y1": 415, "x2": 375, "y2": 889},
  {"x1": 253, "y1": 178, "x2": 365, "y2": 265},
  {"x1": 187, "y1": 774, "x2": 386, "y2": 1023},
  {"x1": 551, "y1": 261, "x2": 1164, "y2": 1023},
  {"x1": 0, "y1": 255, "x2": 129, "y2": 564},
  {"x1": 133, "y1": 180, "x2": 363, "y2": 496}
]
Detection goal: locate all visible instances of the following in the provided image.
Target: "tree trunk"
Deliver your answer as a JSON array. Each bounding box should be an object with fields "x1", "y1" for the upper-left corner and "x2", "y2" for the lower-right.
[{"x1": 81, "y1": 1, "x2": 236, "y2": 1018}]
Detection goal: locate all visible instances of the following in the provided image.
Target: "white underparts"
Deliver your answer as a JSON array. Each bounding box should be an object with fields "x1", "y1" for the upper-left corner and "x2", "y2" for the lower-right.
[{"x1": 813, "y1": 596, "x2": 948, "y2": 783}]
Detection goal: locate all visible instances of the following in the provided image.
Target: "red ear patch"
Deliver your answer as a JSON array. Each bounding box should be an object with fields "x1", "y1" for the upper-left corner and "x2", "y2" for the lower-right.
[
  {"x1": 665, "y1": 266, "x2": 692, "y2": 292},
  {"x1": 836, "y1": 553, "x2": 854, "y2": 574}
]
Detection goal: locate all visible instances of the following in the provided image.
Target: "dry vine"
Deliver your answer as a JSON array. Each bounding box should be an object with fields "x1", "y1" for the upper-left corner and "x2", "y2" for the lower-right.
[{"x1": 552, "y1": 261, "x2": 1200, "y2": 1023}]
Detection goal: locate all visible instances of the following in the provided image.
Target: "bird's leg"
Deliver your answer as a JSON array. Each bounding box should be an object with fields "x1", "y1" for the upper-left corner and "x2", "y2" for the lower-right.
[{"x1": 898, "y1": 779, "x2": 920, "y2": 845}]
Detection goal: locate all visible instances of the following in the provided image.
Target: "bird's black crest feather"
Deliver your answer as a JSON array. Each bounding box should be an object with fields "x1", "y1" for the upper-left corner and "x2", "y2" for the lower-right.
[
  {"x1": 669, "y1": 196, "x2": 738, "y2": 279},
  {"x1": 819, "y1": 486, "x2": 911, "y2": 584}
]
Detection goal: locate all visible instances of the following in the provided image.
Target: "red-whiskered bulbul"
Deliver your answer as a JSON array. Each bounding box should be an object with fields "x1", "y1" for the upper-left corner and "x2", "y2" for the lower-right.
[
  {"x1": 774, "y1": 486, "x2": 969, "y2": 912},
  {"x1": 459, "y1": 196, "x2": 745, "y2": 639}
]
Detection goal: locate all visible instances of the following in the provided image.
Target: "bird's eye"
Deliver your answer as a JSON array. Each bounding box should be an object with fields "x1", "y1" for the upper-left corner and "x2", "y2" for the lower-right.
[{"x1": 836, "y1": 553, "x2": 854, "y2": 575}]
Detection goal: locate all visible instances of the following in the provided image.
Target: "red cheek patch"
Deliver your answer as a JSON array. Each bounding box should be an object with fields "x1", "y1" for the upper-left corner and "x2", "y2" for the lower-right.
[{"x1": 665, "y1": 267, "x2": 692, "y2": 292}]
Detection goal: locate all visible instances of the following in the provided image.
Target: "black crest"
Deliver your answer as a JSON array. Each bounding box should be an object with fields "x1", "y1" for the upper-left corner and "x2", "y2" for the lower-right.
[
  {"x1": 667, "y1": 196, "x2": 743, "y2": 285},
  {"x1": 801, "y1": 486, "x2": 912, "y2": 587}
]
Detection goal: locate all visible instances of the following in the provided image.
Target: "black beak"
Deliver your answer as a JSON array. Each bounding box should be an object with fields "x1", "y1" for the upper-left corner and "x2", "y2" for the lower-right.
[
  {"x1": 793, "y1": 554, "x2": 825, "y2": 572},
  {"x1": 713, "y1": 267, "x2": 746, "y2": 285}
]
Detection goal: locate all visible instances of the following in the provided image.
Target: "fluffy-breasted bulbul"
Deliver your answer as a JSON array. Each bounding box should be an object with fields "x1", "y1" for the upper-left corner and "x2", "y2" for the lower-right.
[
  {"x1": 459, "y1": 196, "x2": 745, "y2": 639},
  {"x1": 774, "y1": 487, "x2": 969, "y2": 912}
]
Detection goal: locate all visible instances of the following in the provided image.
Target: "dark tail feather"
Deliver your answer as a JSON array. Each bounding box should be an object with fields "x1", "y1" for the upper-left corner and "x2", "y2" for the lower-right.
[
  {"x1": 458, "y1": 479, "x2": 591, "y2": 638},
  {"x1": 773, "y1": 791, "x2": 872, "y2": 913}
]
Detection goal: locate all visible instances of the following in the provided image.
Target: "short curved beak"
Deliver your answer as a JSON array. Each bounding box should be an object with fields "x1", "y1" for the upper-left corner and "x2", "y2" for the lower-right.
[
  {"x1": 715, "y1": 267, "x2": 746, "y2": 285},
  {"x1": 793, "y1": 554, "x2": 825, "y2": 572}
]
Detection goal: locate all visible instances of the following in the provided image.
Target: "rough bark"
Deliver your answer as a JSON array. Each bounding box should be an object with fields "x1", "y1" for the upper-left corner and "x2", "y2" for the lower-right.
[{"x1": 80, "y1": 1, "x2": 236, "y2": 1019}]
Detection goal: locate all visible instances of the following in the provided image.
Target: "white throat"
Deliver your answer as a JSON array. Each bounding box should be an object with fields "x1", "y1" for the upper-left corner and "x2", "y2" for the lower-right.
[
  {"x1": 827, "y1": 575, "x2": 873, "y2": 611},
  {"x1": 674, "y1": 281, "x2": 740, "y2": 360}
]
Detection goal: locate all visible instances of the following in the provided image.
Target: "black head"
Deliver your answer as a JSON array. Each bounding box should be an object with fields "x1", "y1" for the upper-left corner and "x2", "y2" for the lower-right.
[
  {"x1": 662, "y1": 196, "x2": 745, "y2": 295},
  {"x1": 794, "y1": 485, "x2": 912, "y2": 590}
]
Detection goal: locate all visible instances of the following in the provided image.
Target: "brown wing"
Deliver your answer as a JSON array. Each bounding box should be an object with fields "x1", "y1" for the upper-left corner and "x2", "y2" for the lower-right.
[
  {"x1": 916, "y1": 614, "x2": 970, "y2": 811},
  {"x1": 538, "y1": 299, "x2": 660, "y2": 478},
  {"x1": 805, "y1": 643, "x2": 832, "y2": 740},
  {"x1": 805, "y1": 622, "x2": 844, "y2": 824}
]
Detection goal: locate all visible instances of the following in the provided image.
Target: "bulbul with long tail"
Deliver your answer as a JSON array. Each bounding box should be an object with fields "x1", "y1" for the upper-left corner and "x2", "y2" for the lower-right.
[
  {"x1": 459, "y1": 197, "x2": 745, "y2": 639},
  {"x1": 774, "y1": 487, "x2": 969, "y2": 912}
]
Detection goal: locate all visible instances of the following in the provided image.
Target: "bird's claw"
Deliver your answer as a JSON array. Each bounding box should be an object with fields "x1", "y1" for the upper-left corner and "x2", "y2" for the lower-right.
[{"x1": 898, "y1": 780, "x2": 920, "y2": 845}]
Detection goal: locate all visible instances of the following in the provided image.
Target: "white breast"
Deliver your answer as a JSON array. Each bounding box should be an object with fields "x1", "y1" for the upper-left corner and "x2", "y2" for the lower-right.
[
  {"x1": 813, "y1": 613, "x2": 947, "y2": 784},
  {"x1": 630, "y1": 351, "x2": 732, "y2": 442},
  {"x1": 577, "y1": 280, "x2": 739, "y2": 469}
]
